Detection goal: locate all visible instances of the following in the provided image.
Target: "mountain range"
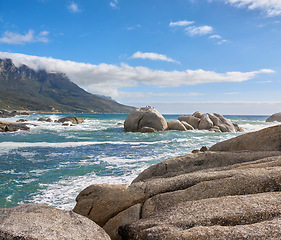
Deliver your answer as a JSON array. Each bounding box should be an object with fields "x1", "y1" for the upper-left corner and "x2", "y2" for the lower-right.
[{"x1": 0, "y1": 58, "x2": 134, "y2": 113}]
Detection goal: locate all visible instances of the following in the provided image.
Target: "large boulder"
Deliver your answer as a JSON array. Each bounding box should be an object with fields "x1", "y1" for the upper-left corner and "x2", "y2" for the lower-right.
[
  {"x1": 0, "y1": 203, "x2": 110, "y2": 240},
  {"x1": 124, "y1": 107, "x2": 167, "y2": 132},
  {"x1": 266, "y1": 112, "x2": 281, "y2": 122},
  {"x1": 210, "y1": 124, "x2": 281, "y2": 152},
  {"x1": 167, "y1": 120, "x2": 187, "y2": 131},
  {"x1": 178, "y1": 116, "x2": 199, "y2": 129},
  {"x1": 57, "y1": 116, "x2": 84, "y2": 124},
  {"x1": 0, "y1": 120, "x2": 30, "y2": 132},
  {"x1": 198, "y1": 113, "x2": 213, "y2": 130}
]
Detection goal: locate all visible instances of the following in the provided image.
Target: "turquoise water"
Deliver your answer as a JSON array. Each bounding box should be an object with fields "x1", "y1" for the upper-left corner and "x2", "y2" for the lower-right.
[{"x1": 0, "y1": 113, "x2": 278, "y2": 210}]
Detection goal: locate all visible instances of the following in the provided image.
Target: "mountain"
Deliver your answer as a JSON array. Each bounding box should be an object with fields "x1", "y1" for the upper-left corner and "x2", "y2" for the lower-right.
[{"x1": 0, "y1": 58, "x2": 134, "y2": 113}]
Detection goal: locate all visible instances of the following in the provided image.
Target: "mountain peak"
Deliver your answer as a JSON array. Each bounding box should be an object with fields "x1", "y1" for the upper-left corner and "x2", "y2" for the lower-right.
[{"x1": 0, "y1": 58, "x2": 134, "y2": 113}]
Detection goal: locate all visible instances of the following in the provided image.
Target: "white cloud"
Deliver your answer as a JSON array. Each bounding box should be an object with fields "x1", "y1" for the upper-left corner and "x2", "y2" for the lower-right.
[
  {"x1": 224, "y1": 92, "x2": 240, "y2": 95},
  {"x1": 0, "y1": 30, "x2": 49, "y2": 44},
  {"x1": 118, "y1": 92, "x2": 204, "y2": 99},
  {"x1": 169, "y1": 20, "x2": 194, "y2": 27},
  {"x1": 68, "y1": 2, "x2": 80, "y2": 13},
  {"x1": 131, "y1": 51, "x2": 179, "y2": 63},
  {"x1": 224, "y1": 0, "x2": 281, "y2": 16},
  {"x1": 0, "y1": 52, "x2": 275, "y2": 99},
  {"x1": 185, "y1": 25, "x2": 213, "y2": 36},
  {"x1": 110, "y1": 0, "x2": 119, "y2": 8},
  {"x1": 209, "y1": 35, "x2": 222, "y2": 39}
]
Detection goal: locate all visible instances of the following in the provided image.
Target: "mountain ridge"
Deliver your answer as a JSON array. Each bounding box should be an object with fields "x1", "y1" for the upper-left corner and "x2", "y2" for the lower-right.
[{"x1": 0, "y1": 58, "x2": 134, "y2": 113}]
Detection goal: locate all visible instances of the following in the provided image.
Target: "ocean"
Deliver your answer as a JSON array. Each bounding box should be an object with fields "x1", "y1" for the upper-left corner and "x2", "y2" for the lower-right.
[{"x1": 0, "y1": 113, "x2": 279, "y2": 210}]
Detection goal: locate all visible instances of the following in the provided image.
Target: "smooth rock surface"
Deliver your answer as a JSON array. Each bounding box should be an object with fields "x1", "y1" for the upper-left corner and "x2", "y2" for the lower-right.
[
  {"x1": 266, "y1": 112, "x2": 281, "y2": 122},
  {"x1": 178, "y1": 116, "x2": 199, "y2": 129},
  {"x1": 57, "y1": 116, "x2": 84, "y2": 124},
  {"x1": 210, "y1": 124, "x2": 281, "y2": 151},
  {"x1": 167, "y1": 120, "x2": 187, "y2": 131},
  {"x1": 124, "y1": 107, "x2": 167, "y2": 132},
  {"x1": 0, "y1": 203, "x2": 110, "y2": 240}
]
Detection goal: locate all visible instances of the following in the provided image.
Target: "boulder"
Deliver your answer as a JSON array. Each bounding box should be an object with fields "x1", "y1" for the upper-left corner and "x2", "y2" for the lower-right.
[
  {"x1": 119, "y1": 192, "x2": 281, "y2": 240},
  {"x1": 124, "y1": 107, "x2": 167, "y2": 132},
  {"x1": 192, "y1": 111, "x2": 203, "y2": 119},
  {"x1": 210, "y1": 124, "x2": 281, "y2": 152},
  {"x1": 198, "y1": 113, "x2": 213, "y2": 130},
  {"x1": 0, "y1": 120, "x2": 30, "y2": 132},
  {"x1": 266, "y1": 112, "x2": 281, "y2": 122},
  {"x1": 57, "y1": 116, "x2": 84, "y2": 124},
  {"x1": 140, "y1": 127, "x2": 156, "y2": 133},
  {"x1": 181, "y1": 121, "x2": 194, "y2": 130},
  {"x1": 167, "y1": 120, "x2": 187, "y2": 131},
  {"x1": 209, "y1": 126, "x2": 221, "y2": 132},
  {"x1": 0, "y1": 203, "x2": 110, "y2": 240},
  {"x1": 178, "y1": 116, "x2": 199, "y2": 129},
  {"x1": 208, "y1": 113, "x2": 236, "y2": 132},
  {"x1": 38, "y1": 117, "x2": 47, "y2": 121},
  {"x1": 0, "y1": 109, "x2": 30, "y2": 118}
]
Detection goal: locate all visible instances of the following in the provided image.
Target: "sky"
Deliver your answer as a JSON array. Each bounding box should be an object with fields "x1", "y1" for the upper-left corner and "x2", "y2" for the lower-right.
[{"x1": 0, "y1": 0, "x2": 281, "y2": 114}]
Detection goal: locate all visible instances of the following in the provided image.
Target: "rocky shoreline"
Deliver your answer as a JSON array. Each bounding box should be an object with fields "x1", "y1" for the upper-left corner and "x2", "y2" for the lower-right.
[{"x1": 1, "y1": 123, "x2": 281, "y2": 239}]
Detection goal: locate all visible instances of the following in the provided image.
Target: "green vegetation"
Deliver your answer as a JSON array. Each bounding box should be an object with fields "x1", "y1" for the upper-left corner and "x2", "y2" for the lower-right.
[{"x1": 0, "y1": 59, "x2": 134, "y2": 113}]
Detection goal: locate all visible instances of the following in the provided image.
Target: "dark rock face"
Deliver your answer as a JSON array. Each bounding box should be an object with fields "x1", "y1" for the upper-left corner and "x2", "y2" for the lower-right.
[
  {"x1": 124, "y1": 107, "x2": 167, "y2": 132},
  {"x1": 266, "y1": 112, "x2": 281, "y2": 122},
  {"x1": 0, "y1": 109, "x2": 30, "y2": 118},
  {"x1": 0, "y1": 203, "x2": 111, "y2": 240},
  {"x1": 74, "y1": 125, "x2": 281, "y2": 240}
]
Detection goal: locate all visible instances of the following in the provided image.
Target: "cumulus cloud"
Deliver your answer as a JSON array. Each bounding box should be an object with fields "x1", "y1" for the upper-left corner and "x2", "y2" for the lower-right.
[
  {"x1": 185, "y1": 25, "x2": 213, "y2": 36},
  {"x1": 68, "y1": 2, "x2": 80, "y2": 13},
  {"x1": 223, "y1": 0, "x2": 281, "y2": 16},
  {"x1": 0, "y1": 30, "x2": 49, "y2": 44},
  {"x1": 0, "y1": 52, "x2": 274, "y2": 98},
  {"x1": 169, "y1": 20, "x2": 194, "y2": 27},
  {"x1": 131, "y1": 51, "x2": 179, "y2": 63}
]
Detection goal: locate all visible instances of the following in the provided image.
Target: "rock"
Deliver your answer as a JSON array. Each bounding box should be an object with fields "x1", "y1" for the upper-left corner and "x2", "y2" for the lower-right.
[
  {"x1": 0, "y1": 120, "x2": 30, "y2": 132},
  {"x1": 200, "y1": 146, "x2": 208, "y2": 152},
  {"x1": 73, "y1": 184, "x2": 145, "y2": 227},
  {"x1": 119, "y1": 192, "x2": 281, "y2": 240},
  {"x1": 167, "y1": 120, "x2": 187, "y2": 131},
  {"x1": 140, "y1": 126, "x2": 156, "y2": 133},
  {"x1": 198, "y1": 113, "x2": 213, "y2": 130},
  {"x1": 192, "y1": 111, "x2": 203, "y2": 119},
  {"x1": 0, "y1": 203, "x2": 110, "y2": 240},
  {"x1": 210, "y1": 124, "x2": 281, "y2": 152},
  {"x1": 266, "y1": 112, "x2": 281, "y2": 122},
  {"x1": 57, "y1": 116, "x2": 84, "y2": 124},
  {"x1": 46, "y1": 118, "x2": 53, "y2": 122},
  {"x1": 178, "y1": 116, "x2": 199, "y2": 129},
  {"x1": 192, "y1": 149, "x2": 200, "y2": 153},
  {"x1": 181, "y1": 121, "x2": 194, "y2": 130},
  {"x1": 209, "y1": 126, "x2": 221, "y2": 132},
  {"x1": 73, "y1": 125, "x2": 281, "y2": 239},
  {"x1": 124, "y1": 107, "x2": 167, "y2": 132},
  {"x1": 208, "y1": 113, "x2": 236, "y2": 132},
  {"x1": 103, "y1": 204, "x2": 142, "y2": 240},
  {"x1": 0, "y1": 109, "x2": 29, "y2": 118},
  {"x1": 16, "y1": 119, "x2": 28, "y2": 122},
  {"x1": 38, "y1": 117, "x2": 47, "y2": 121}
]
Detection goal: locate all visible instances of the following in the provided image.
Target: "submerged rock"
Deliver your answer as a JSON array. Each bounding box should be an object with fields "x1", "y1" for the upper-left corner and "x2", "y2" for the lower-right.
[{"x1": 0, "y1": 203, "x2": 110, "y2": 240}]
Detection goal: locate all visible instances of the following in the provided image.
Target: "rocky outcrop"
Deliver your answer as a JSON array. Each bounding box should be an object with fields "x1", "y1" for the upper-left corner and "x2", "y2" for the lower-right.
[
  {"x1": 0, "y1": 120, "x2": 30, "y2": 132},
  {"x1": 56, "y1": 116, "x2": 84, "y2": 124},
  {"x1": 179, "y1": 112, "x2": 243, "y2": 133},
  {"x1": 0, "y1": 203, "x2": 110, "y2": 240},
  {"x1": 0, "y1": 109, "x2": 30, "y2": 118},
  {"x1": 266, "y1": 112, "x2": 281, "y2": 122},
  {"x1": 167, "y1": 120, "x2": 187, "y2": 131},
  {"x1": 74, "y1": 125, "x2": 281, "y2": 240},
  {"x1": 210, "y1": 124, "x2": 281, "y2": 151},
  {"x1": 124, "y1": 107, "x2": 167, "y2": 132}
]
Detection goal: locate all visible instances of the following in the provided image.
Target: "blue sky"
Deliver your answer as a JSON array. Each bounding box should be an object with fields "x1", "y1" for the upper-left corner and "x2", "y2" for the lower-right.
[{"x1": 0, "y1": 0, "x2": 281, "y2": 114}]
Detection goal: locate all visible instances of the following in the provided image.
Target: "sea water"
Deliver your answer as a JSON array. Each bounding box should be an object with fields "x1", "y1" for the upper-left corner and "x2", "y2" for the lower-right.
[{"x1": 0, "y1": 113, "x2": 279, "y2": 210}]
